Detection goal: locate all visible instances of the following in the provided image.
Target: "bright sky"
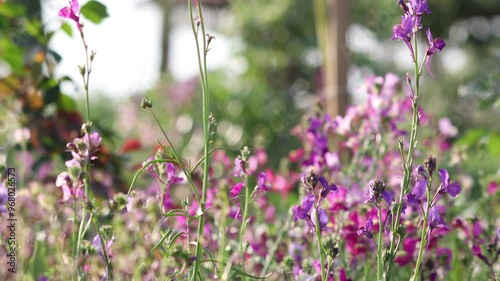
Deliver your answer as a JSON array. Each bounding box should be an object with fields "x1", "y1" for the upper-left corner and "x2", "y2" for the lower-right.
[{"x1": 43, "y1": 0, "x2": 230, "y2": 98}]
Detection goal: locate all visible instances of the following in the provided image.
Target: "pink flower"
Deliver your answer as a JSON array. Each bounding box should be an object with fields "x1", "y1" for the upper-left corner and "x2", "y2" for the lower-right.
[{"x1": 59, "y1": 0, "x2": 82, "y2": 31}]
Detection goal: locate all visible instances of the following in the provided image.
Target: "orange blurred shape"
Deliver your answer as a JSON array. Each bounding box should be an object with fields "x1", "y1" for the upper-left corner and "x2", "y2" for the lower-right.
[
  {"x1": 121, "y1": 139, "x2": 142, "y2": 153},
  {"x1": 33, "y1": 51, "x2": 45, "y2": 63}
]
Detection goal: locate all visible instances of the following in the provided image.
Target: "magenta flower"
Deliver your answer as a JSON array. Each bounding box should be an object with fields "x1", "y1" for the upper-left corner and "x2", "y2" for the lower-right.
[
  {"x1": 425, "y1": 28, "x2": 446, "y2": 77},
  {"x1": 59, "y1": 0, "x2": 82, "y2": 31},
  {"x1": 230, "y1": 182, "x2": 244, "y2": 197},
  {"x1": 437, "y1": 169, "x2": 461, "y2": 197}
]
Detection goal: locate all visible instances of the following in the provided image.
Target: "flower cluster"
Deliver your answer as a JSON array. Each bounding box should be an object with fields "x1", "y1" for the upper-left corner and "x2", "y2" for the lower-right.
[
  {"x1": 56, "y1": 130, "x2": 102, "y2": 202},
  {"x1": 392, "y1": 0, "x2": 445, "y2": 76},
  {"x1": 292, "y1": 170, "x2": 337, "y2": 232}
]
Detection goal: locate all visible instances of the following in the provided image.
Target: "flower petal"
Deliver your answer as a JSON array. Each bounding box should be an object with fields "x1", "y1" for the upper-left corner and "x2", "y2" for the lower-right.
[
  {"x1": 447, "y1": 182, "x2": 461, "y2": 197},
  {"x1": 59, "y1": 7, "x2": 72, "y2": 18}
]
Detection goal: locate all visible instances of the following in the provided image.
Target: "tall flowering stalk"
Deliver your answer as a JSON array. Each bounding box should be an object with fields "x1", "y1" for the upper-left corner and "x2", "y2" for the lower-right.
[
  {"x1": 385, "y1": 1, "x2": 446, "y2": 280},
  {"x1": 58, "y1": 1, "x2": 112, "y2": 279},
  {"x1": 187, "y1": 0, "x2": 214, "y2": 279},
  {"x1": 292, "y1": 170, "x2": 337, "y2": 280}
]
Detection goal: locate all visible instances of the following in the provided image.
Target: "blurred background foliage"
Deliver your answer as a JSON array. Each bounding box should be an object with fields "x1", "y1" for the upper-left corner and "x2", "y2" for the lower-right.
[{"x1": 1, "y1": 0, "x2": 499, "y2": 192}]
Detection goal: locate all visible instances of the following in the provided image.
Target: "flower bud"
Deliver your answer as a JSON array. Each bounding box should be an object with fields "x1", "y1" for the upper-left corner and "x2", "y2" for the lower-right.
[
  {"x1": 140, "y1": 97, "x2": 153, "y2": 109},
  {"x1": 424, "y1": 155, "x2": 437, "y2": 177}
]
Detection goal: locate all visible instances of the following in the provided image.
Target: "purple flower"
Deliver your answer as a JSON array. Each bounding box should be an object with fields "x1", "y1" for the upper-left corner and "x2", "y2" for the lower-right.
[
  {"x1": 56, "y1": 172, "x2": 84, "y2": 202},
  {"x1": 166, "y1": 163, "x2": 183, "y2": 188},
  {"x1": 292, "y1": 194, "x2": 314, "y2": 221},
  {"x1": 497, "y1": 226, "x2": 500, "y2": 240},
  {"x1": 231, "y1": 158, "x2": 247, "y2": 177},
  {"x1": 56, "y1": 172, "x2": 73, "y2": 202},
  {"x1": 311, "y1": 207, "x2": 329, "y2": 232},
  {"x1": 357, "y1": 217, "x2": 377, "y2": 252},
  {"x1": 398, "y1": 0, "x2": 410, "y2": 15},
  {"x1": 0, "y1": 182, "x2": 7, "y2": 214},
  {"x1": 428, "y1": 206, "x2": 449, "y2": 233},
  {"x1": 255, "y1": 172, "x2": 270, "y2": 193},
  {"x1": 391, "y1": 14, "x2": 418, "y2": 58},
  {"x1": 357, "y1": 217, "x2": 374, "y2": 239},
  {"x1": 67, "y1": 132, "x2": 102, "y2": 161},
  {"x1": 318, "y1": 176, "x2": 338, "y2": 198},
  {"x1": 425, "y1": 28, "x2": 446, "y2": 77},
  {"x1": 92, "y1": 235, "x2": 113, "y2": 255},
  {"x1": 436, "y1": 247, "x2": 452, "y2": 270},
  {"x1": 407, "y1": 165, "x2": 427, "y2": 205},
  {"x1": 366, "y1": 178, "x2": 393, "y2": 206},
  {"x1": 437, "y1": 169, "x2": 461, "y2": 197},
  {"x1": 59, "y1": 0, "x2": 82, "y2": 31},
  {"x1": 230, "y1": 182, "x2": 244, "y2": 197},
  {"x1": 409, "y1": 0, "x2": 431, "y2": 15}
]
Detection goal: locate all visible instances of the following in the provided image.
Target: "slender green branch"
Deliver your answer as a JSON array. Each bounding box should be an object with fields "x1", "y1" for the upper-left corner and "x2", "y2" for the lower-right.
[
  {"x1": 315, "y1": 206, "x2": 326, "y2": 281},
  {"x1": 239, "y1": 174, "x2": 251, "y2": 272},
  {"x1": 93, "y1": 218, "x2": 113, "y2": 280},
  {"x1": 188, "y1": 0, "x2": 211, "y2": 279},
  {"x1": 411, "y1": 176, "x2": 433, "y2": 280},
  {"x1": 377, "y1": 204, "x2": 383, "y2": 281},
  {"x1": 148, "y1": 109, "x2": 200, "y2": 203},
  {"x1": 385, "y1": 27, "x2": 422, "y2": 281}
]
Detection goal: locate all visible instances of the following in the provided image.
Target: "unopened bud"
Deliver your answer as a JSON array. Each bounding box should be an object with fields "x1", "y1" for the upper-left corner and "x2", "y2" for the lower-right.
[
  {"x1": 140, "y1": 97, "x2": 153, "y2": 109},
  {"x1": 424, "y1": 155, "x2": 437, "y2": 177}
]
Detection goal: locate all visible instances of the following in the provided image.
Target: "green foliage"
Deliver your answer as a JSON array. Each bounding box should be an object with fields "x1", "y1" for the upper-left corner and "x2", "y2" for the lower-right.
[{"x1": 81, "y1": 1, "x2": 109, "y2": 24}]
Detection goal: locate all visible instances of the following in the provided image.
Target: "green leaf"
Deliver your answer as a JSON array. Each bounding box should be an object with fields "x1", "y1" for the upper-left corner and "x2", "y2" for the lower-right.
[
  {"x1": 487, "y1": 133, "x2": 500, "y2": 155},
  {"x1": 455, "y1": 128, "x2": 487, "y2": 147},
  {"x1": 57, "y1": 93, "x2": 78, "y2": 112},
  {"x1": 80, "y1": 1, "x2": 109, "y2": 24},
  {"x1": 61, "y1": 22, "x2": 73, "y2": 37},
  {"x1": 0, "y1": 3, "x2": 25, "y2": 18}
]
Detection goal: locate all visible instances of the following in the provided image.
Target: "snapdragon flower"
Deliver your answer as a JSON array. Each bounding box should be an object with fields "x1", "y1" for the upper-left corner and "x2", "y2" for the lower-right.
[
  {"x1": 59, "y1": 0, "x2": 82, "y2": 31},
  {"x1": 437, "y1": 169, "x2": 461, "y2": 197},
  {"x1": 425, "y1": 28, "x2": 446, "y2": 77}
]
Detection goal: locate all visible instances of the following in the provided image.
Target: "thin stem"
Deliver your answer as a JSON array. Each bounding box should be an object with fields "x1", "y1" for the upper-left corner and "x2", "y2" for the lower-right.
[
  {"x1": 261, "y1": 217, "x2": 291, "y2": 276},
  {"x1": 315, "y1": 206, "x2": 326, "y2": 281},
  {"x1": 411, "y1": 177, "x2": 433, "y2": 281},
  {"x1": 189, "y1": 0, "x2": 211, "y2": 279},
  {"x1": 377, "y1": 204, "x2": 383, "y2": 281},
  {"x1": 149, "y1": 109, "x2": 200, "y2": 204},
  {"x1": 239, "y1": 174, "x2": 250, "y2": 270},
  {"x1": 93, "y1": 217, "x2": 113, "y2": 280},
  {"x1": 386, "y1": 26, "x2": 422, "y2": 281}
]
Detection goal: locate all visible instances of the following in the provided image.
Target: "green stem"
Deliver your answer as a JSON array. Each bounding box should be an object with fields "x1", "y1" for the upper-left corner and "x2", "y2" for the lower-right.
[
  {"x1": 239, "y1": 174, "x2": 251, "y2": 271},
  {"x1": 149, "y1": 109, "x2": 200, "y2": 204},
  {"x1": 386, "y1": 27, "x2": 422, "y2": 281},
  {"x1": 93, "y1": 218, "x2": 113, "y2": 280},
  {"x1": 315, "y1": 206, "x2": 326, "y2": 281},
  {"x1": 411, "y1": 177, "x2": 433, "y2": 281},
  {"x1": 377, "y1": 204, "x2": 383, "y2": 281},
  {"x1": 261, "y1": 216, "x2": 291, "y2": 276},
  {"x1": 189, "y1": 0, "x2": 211, "y2": 279}
]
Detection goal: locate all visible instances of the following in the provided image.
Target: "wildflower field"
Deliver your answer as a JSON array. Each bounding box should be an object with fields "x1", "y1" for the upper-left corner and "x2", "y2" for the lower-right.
[{"x1": 1, "y1": 0, "x2": 499, "y2": 280}]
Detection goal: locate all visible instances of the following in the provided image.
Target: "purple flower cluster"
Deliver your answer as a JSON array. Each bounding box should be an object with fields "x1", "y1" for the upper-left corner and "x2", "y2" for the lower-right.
[
  {"x1": 56, "y1": 131, "x2": 102, "y2": 201},
  {"x1": 292, "y1": 170, "x2": 337, "y2": 232},
  {"x1": 392, "y1": 0, "x2": 445, "y2": 76}
]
